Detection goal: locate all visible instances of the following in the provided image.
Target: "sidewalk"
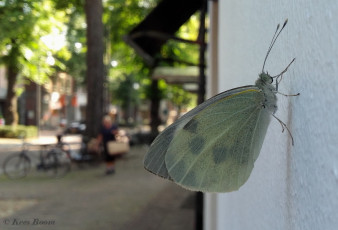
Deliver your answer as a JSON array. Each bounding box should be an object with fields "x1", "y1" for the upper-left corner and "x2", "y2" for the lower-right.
[
  {"x1": 0, "y1": 144, "x2": 195, "y2": 230},
  {"x1": 0, "y1": 130, "x2": 82, "y2": 150}
]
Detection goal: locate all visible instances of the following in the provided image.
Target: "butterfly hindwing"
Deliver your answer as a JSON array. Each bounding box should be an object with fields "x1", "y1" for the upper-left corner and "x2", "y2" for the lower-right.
[
  {"x1": 143, "y1": 118, "x2": 190, "y2": 179},
  {"x1": 144, "y1": 86, "x2": 257, "y2": 179},
  {"x1": 164, "y1": 88, "x2": 271, "y2": 192}
]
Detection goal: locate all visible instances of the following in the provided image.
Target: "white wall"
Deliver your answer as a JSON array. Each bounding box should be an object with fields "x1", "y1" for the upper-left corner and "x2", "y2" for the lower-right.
[{"x1": 205, "y1": 0, "x2": 338, "y2": 230}]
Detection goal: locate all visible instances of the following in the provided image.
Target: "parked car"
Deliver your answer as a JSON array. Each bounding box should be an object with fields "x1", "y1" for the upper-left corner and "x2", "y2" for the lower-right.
[{"x1": 64, "y1": 121, "x2": 86, "y2": 134}]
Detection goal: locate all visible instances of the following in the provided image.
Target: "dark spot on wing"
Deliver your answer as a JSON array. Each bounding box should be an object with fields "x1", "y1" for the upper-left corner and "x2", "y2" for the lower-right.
[
  {"x1": 183, "y1": 118, "x2": 198, "y2": 133},
  {"x1": 189, "y1": 136, "x2": 205, "y2": 155},
  {"x1": 212, "y1": 145, "x2": 229, "y2": 164}
]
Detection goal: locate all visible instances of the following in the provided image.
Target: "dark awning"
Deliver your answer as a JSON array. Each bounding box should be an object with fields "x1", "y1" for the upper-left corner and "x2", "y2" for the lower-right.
[{"x1": 123, "y1": 0, "x2": 204, "y2": 66}]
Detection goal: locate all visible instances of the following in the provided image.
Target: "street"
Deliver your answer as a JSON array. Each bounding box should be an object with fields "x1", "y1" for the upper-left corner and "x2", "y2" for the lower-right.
[{"x1": 0, "y1": 133, "x2": 195, "y2": 230}]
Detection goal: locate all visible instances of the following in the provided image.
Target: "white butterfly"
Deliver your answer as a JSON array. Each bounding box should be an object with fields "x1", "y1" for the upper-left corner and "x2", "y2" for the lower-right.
[{"x1": 144, "y1": 20, "x2": 299, "y2": 193}]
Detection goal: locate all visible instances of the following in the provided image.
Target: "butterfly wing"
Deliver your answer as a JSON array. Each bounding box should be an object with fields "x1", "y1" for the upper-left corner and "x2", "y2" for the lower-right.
[
  {"x1": 143, "y1": 118, "x2": 189, "y2": 179},
  {"x1": 144, "y1": 86, "x2": 256, "y2": 179},
  {"x1": 165, "y1": 88, "x2": 272, "y2": 192}
]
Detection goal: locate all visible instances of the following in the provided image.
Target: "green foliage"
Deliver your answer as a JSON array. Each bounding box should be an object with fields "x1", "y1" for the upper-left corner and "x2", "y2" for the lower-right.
[
  {"x1": 103, "y1": 0, "x2": 197, "y2": 111},
  {"x1": 141, "y1": 78, "x2": 167, "y2": 102},
  {"x1": 53, "y1": 0, "x2": 84, "y2": 10},
  {"x1": 54, "y1": 0, "x2": 158, "y2": 87},
  {"x1": 55, "y1": 3, "x2": 87, "y2": 84},
  {"x1": 111, "y1": 74, "x2": 140, "y2": 109},
  {"x1": 104, "y1": 0, "x2": 158, "y2": 77},
  {"x1": 167, "y1": 85, "x2": 195, "y2": 109},
  {"x1": 0, "y1": 125, "x2": 38, "y2": 138},
  {"x1": 55, "y1": 0, "x2": 197, "y2": 112},
  {"x1": 0, "y1": 0, "x2": 69, "y2": 84},
  {"x1": 0, "y1": 0, "x2": 74, "y2": 125},
  {"x1": 0, "y1": 0, "x2": 198, "y2": 126}
]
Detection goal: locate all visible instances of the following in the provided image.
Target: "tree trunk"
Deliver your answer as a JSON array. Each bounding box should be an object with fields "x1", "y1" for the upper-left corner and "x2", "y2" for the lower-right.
[
  {"x1": 4, "y1": 65, "x2": 19, "y2": 125},
  {"x1": 84, "y1": 0, "x2": 105, "y2": 138}
]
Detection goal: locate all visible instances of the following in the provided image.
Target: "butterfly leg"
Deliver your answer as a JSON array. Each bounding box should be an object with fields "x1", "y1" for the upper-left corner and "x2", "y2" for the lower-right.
[
  {"x1": 272, "y1": 114, "x2": 295, "y2": 145},
  {"x1": 277, "y1": 91, "x2": 300, "y2": 97}
]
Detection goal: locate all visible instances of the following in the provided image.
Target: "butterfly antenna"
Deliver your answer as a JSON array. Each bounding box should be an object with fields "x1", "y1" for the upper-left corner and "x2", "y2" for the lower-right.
[
  {"x1": 262, "y1": 24, "x2": 280, "y2": 72},
  {"x1": 262, "y1": 19, "x2": 288, "y2": 73}
]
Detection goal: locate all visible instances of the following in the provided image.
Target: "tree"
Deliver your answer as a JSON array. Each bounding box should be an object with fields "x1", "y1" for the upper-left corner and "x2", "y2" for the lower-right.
[
  {"x1": 55, "y1": 0, "x2": 105, "y2": 138},
  {"x1": 54, "y1": 0, "x2": 158, "y2": 137},
  {"x1": 0, "y1": 0, "x2": 67, "y2": 125},
  {"x1": 84, "y1": 0, "x2": 104, "y2": 138},
  {"x1": 29, "y1": 0, "x2": 198, "y2": 136}
]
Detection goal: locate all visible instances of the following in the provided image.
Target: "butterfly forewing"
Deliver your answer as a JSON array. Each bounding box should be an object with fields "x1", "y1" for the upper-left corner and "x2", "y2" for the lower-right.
[{"x1": 164, "y1": 88, "x2": 271, "y2": 192}]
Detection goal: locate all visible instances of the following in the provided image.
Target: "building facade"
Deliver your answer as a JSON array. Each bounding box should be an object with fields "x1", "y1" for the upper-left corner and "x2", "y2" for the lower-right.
[
  {"x1": 204, "y1": 1, "x2": 338, "y2": 230},
  {"x1": 0, "y1": 68, "x2": 83, "y2": 128}
]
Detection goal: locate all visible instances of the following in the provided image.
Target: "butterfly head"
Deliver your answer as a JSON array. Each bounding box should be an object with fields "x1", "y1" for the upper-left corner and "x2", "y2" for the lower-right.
[{"x1": 256, "y1": 72, "x2": 274, "y2": 88}]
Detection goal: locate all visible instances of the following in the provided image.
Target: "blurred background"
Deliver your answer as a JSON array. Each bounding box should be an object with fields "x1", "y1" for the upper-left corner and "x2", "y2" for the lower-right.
[
  {"x1": 0, "y1": 0, "x2": 205, "y2": 229},
  {"x1": 0, "y1": 0, "x2": 202, "y2": 140}
]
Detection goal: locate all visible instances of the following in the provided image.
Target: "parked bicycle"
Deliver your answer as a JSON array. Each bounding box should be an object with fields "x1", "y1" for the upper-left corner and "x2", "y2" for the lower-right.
[
  {"x1": 39, "y1": 134, "x2": 102, "y2": 168},
  {"x1": 56, "y1": 134, "x2": 72, "y2": 158},
  {"x1": 70, "y1": 135, "x2": 102, "y2": 168},
  {"x1": 2, "y1": 132, "x2": 71, "y2": 179}
]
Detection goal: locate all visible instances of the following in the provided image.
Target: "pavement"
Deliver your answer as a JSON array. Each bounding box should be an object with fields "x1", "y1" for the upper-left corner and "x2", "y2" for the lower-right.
[
  {"x1": 0, "y1": 130, "x2": 196, "y2": 230},
  {"x1": 0, "y1": 130, "x2": 82, "y2": 150}
]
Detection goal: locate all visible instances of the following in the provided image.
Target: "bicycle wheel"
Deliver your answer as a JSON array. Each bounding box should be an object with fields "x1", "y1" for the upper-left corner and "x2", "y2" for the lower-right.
[
  {"x1": 55, "y1": 142, "x2": 72, "y2": 159},
  {"x1": 3, "y1": 153, "x2": 31, "y2": 179},
  {"x1": 44, "y1": 149, "x2": 71, "y2": 178}
]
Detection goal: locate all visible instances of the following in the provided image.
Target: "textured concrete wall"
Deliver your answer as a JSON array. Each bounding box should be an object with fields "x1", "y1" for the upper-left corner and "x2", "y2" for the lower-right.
[{"x1": 205, "y1": 0, "x2": 338, "y2": 229}]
